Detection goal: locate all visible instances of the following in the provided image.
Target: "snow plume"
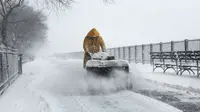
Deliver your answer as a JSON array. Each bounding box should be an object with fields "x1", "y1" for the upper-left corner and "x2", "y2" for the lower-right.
[
  {"x1": 25, "y1": 58, "x2": 156, "y2": 97},
  {"x1": 128, "y1": 63, "x2": 157, "y2": 90}
]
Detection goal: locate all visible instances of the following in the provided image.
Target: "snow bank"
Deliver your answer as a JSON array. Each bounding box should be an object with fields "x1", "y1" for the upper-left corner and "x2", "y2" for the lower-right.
[
  {"x1": 132, "y1": 63, "x2": 200, "y2": 90},
  {"x1": 0, "y1": 71, "x2": 50, "y2": 112}
]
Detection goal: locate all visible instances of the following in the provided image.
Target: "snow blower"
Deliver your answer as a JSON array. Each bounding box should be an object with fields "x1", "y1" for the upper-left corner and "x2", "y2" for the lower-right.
[
  {"x1": 85, "y1": 52, "x2": 132, "y2": 89},
  {"x1": 85, "y1": 52, "x2": 130, "y2": 76}
]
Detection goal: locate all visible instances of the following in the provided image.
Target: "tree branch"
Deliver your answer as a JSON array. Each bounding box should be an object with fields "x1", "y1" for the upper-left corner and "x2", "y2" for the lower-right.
[
  {"x1": 0, "y1": 0, "x2": 6, "y2": 15},
  {"x1": 6, "y1": 0, "x2": 12, "y2": 9},
  {"x1": 0, "y1": 11, "x2": 4, "y2": 17},
  {"x1": 6, "y1": 0, "x2": 24, "y2": 18},
  {"x1": 8, "y1": 9, "x2": 45, "y2": 24}
]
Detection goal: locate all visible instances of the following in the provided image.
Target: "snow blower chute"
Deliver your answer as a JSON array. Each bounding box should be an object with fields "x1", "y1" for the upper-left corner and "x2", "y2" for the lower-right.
[{"x1": 86, "y1": 52, "x2": 130, "y2": 75}]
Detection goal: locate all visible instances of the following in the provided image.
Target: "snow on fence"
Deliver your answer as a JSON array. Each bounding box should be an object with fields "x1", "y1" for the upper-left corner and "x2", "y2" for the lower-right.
[
  {"x1": 0, "y1": 46, "x2": 23, "y2": 95},
  {"x1": 59, "y1": 39, "x2": 200, "y2": 64}
]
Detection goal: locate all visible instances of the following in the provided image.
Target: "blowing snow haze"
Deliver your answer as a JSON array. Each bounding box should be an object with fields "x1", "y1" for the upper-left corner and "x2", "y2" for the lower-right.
[{"x1": 41, "y1": 0, "x2": 200, "y2": 54}]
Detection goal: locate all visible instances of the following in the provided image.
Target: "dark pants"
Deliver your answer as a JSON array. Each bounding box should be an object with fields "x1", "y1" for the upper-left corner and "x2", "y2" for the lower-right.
[{"x1": 83, "y1": 52, "x2": 91, "y2": 69}]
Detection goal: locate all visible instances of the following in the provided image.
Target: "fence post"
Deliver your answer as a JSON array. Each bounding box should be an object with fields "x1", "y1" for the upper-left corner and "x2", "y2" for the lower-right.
[
  {"x1": 0, "y1": 53, "x2": 3, "y2": 83},
  {"x1": 18, "y1": 54, "x2": 22, "y2": 75},
  {"x1": 160, "y1": 42, "x2": 163, "y2": 52},
  {"x1": 171, "y1": 41, "x2": 175, "y2": 62},
  {"x1": 128, "y1": 46, "x2": 131, "y2": 62},
  {"x1": 142, "y1": 44, "x2": 145, "y2": 64},
  {"x1": 110, "y1": 48, "x2": 111, "y2": 56},
  {"x1": 112, "y1": 48, "x2": 113, "y2": 55},
  {"x1": 184, "y1": 39, "x2": 189, "y2": 63},
  {"x1": 114, "y1": 48, "x2": 116, "y2": 57},
  {"x1": 159, "y1": 42, "x2": 163, "y2": 62},
  {"x1": 118, "y1": 47, "x2": 120, "y2": 59},
  {"x1": 171, "y1": 41, "x2": 174, "y2": 52},
  {"x1": 135, "y1": 45, "x2": 137, "y2": 63},
  {"x1": 184, "y1": 39, "x2": 189, "y2": 51},
  {"x1": 150, "y1": 44, "x2": 153, "y2": 65},
  {"x1": 123, "y1": 47, "x2": 125, "y2": 60}
]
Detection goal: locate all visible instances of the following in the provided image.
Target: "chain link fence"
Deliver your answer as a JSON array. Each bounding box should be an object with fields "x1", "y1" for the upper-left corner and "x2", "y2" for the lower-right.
[{"x1": 0, "y1": 46, "x2": 22, "y2": 95}]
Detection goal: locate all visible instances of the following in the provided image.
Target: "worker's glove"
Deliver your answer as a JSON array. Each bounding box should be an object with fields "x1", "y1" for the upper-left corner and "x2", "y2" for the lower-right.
[
  {"x1": 102, "y1": 48, "x2": 106, "y2": 52},
  {"x1": 87, "y1": 52, "x2": 93, "y2": 57}
]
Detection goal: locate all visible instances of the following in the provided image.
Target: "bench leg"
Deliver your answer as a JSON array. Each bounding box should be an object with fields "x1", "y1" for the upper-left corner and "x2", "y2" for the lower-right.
[
  {"x1": 197, "y1": 61, "x2": 199, "y2": 77},
  {"x1": 180, "y1": 67, "x2": 195, "y2": 76},
  {"x1": 186, "y1": 70, "x2": 191, "y2": 75},
  {"x1": 153, "y1": 67, "x2": 156, "y2": 72},
  {"x1": 191, "y1": 70, "x2": 195, "y2": 75},
  {"x1": 176, "y1": 60, "x2": 179, "y2": 75},
  {"x1": 164, "y1": 66, "x2": 176, "y2": 74},
  {"x1": 153, "y1": 65, "x2": 164, "y2": 72},
  {"x1": 180, "y1": 70, "x2": 186, "y2": 75},
  {"x1": 177, "y1": 67, "x2": 182, "y2": 75},
  {"x1": 197, "y1": 67, "x2": 200, "y2": 77}
]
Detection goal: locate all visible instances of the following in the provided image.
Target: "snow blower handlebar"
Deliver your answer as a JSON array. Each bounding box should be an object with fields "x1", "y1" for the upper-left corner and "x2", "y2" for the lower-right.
[{"x1": 88, "y1": 52, "x2": 94, "y2": 60}]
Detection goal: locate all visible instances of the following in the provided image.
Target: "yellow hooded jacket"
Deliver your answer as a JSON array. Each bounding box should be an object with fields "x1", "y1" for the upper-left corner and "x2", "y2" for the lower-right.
[
  {"x1": 83, "y1": 28, "x2": 106, "y2": 53},
  {"x1": 83, "y1": 28, "x2": 106, "y2": 68}
]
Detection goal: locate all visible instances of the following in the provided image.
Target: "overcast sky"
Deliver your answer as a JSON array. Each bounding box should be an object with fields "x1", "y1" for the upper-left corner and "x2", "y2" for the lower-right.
[{"x1": 40, "y1": 0, "x2": 200, "y2": 54}]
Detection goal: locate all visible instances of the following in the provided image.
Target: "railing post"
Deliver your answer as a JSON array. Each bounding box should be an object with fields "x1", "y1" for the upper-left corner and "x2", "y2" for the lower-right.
[
  {"x1": 128, "y1": 46, "x2": 131, "y2": 62},
  {"x1": 114, "y1": 48, "x2": 116, "y2": 57},
  {"x1": 110, "y1": 48, "x2": 112, "y2": 56},
  {"x1": 112, "y1": 48, "x2": 114, "y2": 56},
  {"x1": 123, "y1": 47, "x2": 125, "y2": 60},
  {"x1": 171, "y1": 41, "x2": 174, "y2": 52},
  {"x1": 184, "y1": 39, "x2": 189, "y2": 51},
  {"x1": 0, "y1": 53, "x2": 3, "y2": 83},
  {"x1": 118, "y1": 47, "x2": 120, "y2": 59},
  {"x1": 18, "y1": 54, "x2": 22, "y2": 75},
  {"x1": 150, "y1": 44, "x2": 153, "y2": 65},
  {"x1": 142, "y1": 44, "x2": 144, "y2": 64},
  {"x1": 135, "y1": 45, "x2": 137, "y2": 63},
  {"x1": 159, "y1": 42, "x2": 163, "y2": 62},
  {"x1": 160, "y1": 42, "x2": 163, "y2": 52},
  {"x1": 171, "y1": 41, "x2": 175, "y2": 62},
  {"x1": 184, "y1": 39, "x2": 189, "y2": 63}
]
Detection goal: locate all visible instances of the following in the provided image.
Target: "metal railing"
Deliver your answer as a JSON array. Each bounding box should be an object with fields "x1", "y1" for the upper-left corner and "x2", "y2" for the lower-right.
[
  {"x1": 106, "y1": 39, "x2": 200, "y2": 64},
  {"x1": 0, "y1": 46, "x2": 22, "y2": 95},
  {"x1": 58, "y1": 39, "x2": 200, "y2": 64}
]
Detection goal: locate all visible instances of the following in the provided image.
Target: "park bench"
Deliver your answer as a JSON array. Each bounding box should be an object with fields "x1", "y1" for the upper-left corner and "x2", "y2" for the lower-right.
[
  {"x1": 150, "y1": 51, "x2": 200, "y2": 77},
  {"x1": 150, "y1": 52, "x2": 178, "y2": 74}
]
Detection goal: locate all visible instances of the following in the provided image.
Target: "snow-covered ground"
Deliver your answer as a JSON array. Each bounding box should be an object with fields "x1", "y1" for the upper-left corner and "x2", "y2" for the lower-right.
[
  {"x1": 0, "y1": 57, "x2": 182, "y2": 112},
  {"x1": 132, "y1": 63, "x2": 200, "y2": 112},
  {"x1": 133, "y1": 63, "x2": 200, "y2": 90}
]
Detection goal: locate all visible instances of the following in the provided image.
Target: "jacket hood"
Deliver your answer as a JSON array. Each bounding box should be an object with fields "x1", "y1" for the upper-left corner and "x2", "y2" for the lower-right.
[{"x1": 86, "y1": 28, "x2": 100, "y2": 37}]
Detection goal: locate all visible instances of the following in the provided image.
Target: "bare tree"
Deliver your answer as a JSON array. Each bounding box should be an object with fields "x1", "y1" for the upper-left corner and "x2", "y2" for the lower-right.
[
  {"x1": 42, "y1": 0, "x2": 114, "y2": 9},
  {"x1": 0, "y1": 0, "x2": 114, "y2": 46},
  {"x1": 0, "y1": 0, "x2": 25, "y2": 46},
  {"x1": 6, "y1": 5, "x2": 47, "y2": 52}
]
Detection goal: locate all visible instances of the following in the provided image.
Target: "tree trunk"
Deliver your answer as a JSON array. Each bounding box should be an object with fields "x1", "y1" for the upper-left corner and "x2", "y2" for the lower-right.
[
  {"x1": 1, "y1": 17, "x2": 8, "y2": 46},
  {"x1": 1, "y1": 16, "x2": 9, "y2": 79}
]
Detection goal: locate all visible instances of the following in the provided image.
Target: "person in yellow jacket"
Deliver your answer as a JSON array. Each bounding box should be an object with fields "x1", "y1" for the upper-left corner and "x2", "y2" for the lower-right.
[{"x1": 83, "y1": 28, "x2": 106, "y2": 68}]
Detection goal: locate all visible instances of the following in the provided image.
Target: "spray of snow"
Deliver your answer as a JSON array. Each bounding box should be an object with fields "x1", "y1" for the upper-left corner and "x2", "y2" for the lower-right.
[
  {"x1": 25, "y1": 57, "x2": 156, "y2": 97},
  {"x1": 0, "y1": 57, "x2": 181, "y2": 112}
]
